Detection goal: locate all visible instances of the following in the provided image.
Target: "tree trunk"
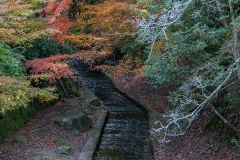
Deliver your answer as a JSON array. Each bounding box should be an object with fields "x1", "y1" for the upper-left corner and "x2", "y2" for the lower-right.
[{"x1": 58, "y1": 79, "x2": 69, "y2": 98}]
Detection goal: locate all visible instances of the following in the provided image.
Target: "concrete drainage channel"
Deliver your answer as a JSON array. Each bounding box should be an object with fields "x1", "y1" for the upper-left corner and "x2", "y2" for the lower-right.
[
  {"x1": 77, "y1": 65, "x2": 153, "y2": 160},
  {"x1": 79, "y1": 109, "x2": 108, "y2": 160}
]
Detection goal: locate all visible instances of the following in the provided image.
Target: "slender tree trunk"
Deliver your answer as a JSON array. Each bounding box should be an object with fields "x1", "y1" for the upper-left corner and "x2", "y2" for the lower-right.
[
  {"x1": 229, "y1": 1, "x2": 240, "y2": 80},
  {"x1": 58, "y1": 79, "x2": 69, "y2": 98}
]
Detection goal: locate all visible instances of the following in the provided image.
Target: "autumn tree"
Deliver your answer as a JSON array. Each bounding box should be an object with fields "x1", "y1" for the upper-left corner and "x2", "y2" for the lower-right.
[
  {"x1": 25, "y1": 54, "x2": 76, "y2": 84},
  {"x1": 41, "y1": 0, "x2": 135, "y2": 65},
  {"x1": 0, "y1": 0, "x2": 59, "y2": 114}
]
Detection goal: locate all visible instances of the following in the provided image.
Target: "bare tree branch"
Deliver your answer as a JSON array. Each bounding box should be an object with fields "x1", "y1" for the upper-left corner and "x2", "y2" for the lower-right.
[
  {"x1": 132, "y1": 0, "x2": 193, "y2": 58},
  {"x1": 152, "y1": 57, "x2": 240, "y2": 142}
]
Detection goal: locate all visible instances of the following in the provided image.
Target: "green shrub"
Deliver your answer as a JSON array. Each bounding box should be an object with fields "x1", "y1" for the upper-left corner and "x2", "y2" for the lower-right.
[
  {"x1": 0, "y1": 41, "x2": 25, "y2": 77},
  {"x1": 14, "y1": 116, "x2": 25, "y2": 131},
  {"x1": 24, "y1": 38, "x2": 72, "y2": 60}
]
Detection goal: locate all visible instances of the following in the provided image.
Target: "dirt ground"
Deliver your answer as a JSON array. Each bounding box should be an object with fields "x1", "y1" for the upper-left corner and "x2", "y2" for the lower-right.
[{"x1": 0, "y1": 84, "x2": 101, "y2": 160}]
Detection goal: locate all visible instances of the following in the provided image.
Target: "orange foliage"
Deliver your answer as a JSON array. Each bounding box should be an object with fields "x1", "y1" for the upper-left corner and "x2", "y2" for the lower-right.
[
  {"x1": 74, "y1": 49, "x2": 110, "y2": 66},
  {"x1": 79, "y1": 1, "x2": 134, "y2": 34},
  {"x1": 51, "y1": 15, "x2": 77, "y2": 33},
  {"x1": 55, "y1": 34, "x2": 98, "y2": 47},
  {"x1": 152, "y1": 41, "x2": 165, "y2": 56},
  {"x1": 40, "y1": 0, "x2": 136, "y2": 66}
]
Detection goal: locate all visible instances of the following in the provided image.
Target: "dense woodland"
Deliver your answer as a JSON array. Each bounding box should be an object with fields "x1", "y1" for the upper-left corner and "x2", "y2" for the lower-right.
[{"x1": 0, "y1": 0, "x2": 240, "y2": 153}]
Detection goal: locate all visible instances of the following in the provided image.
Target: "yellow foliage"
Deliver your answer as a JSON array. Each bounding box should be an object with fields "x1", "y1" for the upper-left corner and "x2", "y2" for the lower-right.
[
  {"x1": 0, "y1": 76, "x2": 57, "y2": 114},
  {"x1": 140, "y1": 9, "x2": 148, "y2": 13},
  {"x1": 78, "y1": 1, "x2": 133, "y2": 34},
  {"x1": 0, "y1": 0, "x2": 49, "y2": 45},
  {"x1": 152, "y1": 41, "x2": 164, "y2": 56},
  {"x1": 56, "y1": 34, "x2": 98, "y2": 48}
]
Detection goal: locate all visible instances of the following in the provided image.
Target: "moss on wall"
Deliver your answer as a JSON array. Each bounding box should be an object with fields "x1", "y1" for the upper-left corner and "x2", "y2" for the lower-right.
[{"x1": 0, "y1": 99, "x2": 54, "y2": 145}]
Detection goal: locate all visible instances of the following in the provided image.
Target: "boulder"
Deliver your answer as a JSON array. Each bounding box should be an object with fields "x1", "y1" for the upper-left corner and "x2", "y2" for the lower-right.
[
  {"x1": 89, "y1": 99, "x2": 101, "y2": 107},
  {"x1": 55, "y1": 109, "x2": 93, "y2": 132},
  {"x1": 56, "y1": 145, "x2": 73, "y2": 155},
  {"x1": 14, "y1": 135, "x2": 27, "y2": 144}
]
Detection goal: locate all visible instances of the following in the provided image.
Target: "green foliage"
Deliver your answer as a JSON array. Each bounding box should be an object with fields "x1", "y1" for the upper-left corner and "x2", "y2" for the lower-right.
[
  {"x1": 231, "y1": 138, "x2": 240, "y2": 147},
  {"x1": 85, "y1": 24, "x2": 92, "y2": 34},
  {"x1": 15, "y1": 115, "x2": 25, "y2": 131},
  {"x1": 142, "y1": 0, "x2": 231, "y2": 85},
  {"x1": 120, "y1": 37, "x2": 147, "y2": 68},
  {"x1": 204, "y1": 105, "x2": 238, "y2": 141},
  {"x1": 0, "y1": 42, "x2": 58, "y2": 113},
  {"x1": 24, "y1": 38, "x2": 72, "y2": 60},
  {"x1": 226, "y1": 83, "x2": 240, "y2": 106},
  {"x1": 121, "y1": 37, "x2": 147, "y2": 61},
  {"x1": 70, "y1": 26, "x2": 81, "y2": 35},
  {"x1": 23, "y1": 0, "x2": 47, "y2": 9},
  {"x1": 57, "y1": 78, "x2": 79, "y2": 98},
  {"x1": 0, "y1": 76, "x2": 57, "y2": 114},
  {"x1": 0, "y1": 0, "x2": 49, "y2": 46},
  {"x1": 0, "y1": 41, "x2": 25, "y2": 77},
  {"x1": 36, "y1": 125, "x2": 45, "y2": 132}
]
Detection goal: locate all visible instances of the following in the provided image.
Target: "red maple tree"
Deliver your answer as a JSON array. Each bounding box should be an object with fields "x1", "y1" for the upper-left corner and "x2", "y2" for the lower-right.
[
  {"x1": 25, "y1": 54, "x2": 76, "y2": 83},
  {"x1": 42, "y1": 0, "x2": 73, "y2": 24}
]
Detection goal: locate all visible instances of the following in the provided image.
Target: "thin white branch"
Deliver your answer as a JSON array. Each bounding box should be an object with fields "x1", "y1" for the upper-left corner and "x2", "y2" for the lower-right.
[
  {"x1": 152, "y1": 57, "x2": 240, "y2": 142},
  {"x1": 132, "y1": 0, "x2": 193, "y2": 58}
]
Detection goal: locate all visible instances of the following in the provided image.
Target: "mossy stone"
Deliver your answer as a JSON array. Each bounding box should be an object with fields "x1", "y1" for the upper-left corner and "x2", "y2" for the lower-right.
[
  {"x1": 14, "y1": 135, "x2": 27, "y2": 144},
  {"x1": 89, "y1": 99, "x2": 101, "y2": 107},
  {"x1": 63, "y1": 108, "x2": 83, "y2": 117},
  {"x1": 55, "y1": 109, "x2": 93, "y2": 132},
  {"x1": 72, "y1": 115, "x2": 93, "y2": 132},
  {"x1": 56, "y1": 145, "x2": 73, "y2": 155},
  {"x1": 0, "y1": 96, "x2": 58, "y2": 145},
  {"x1": 73, "y1": 129, "x2": 81, "y2": 136}
]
